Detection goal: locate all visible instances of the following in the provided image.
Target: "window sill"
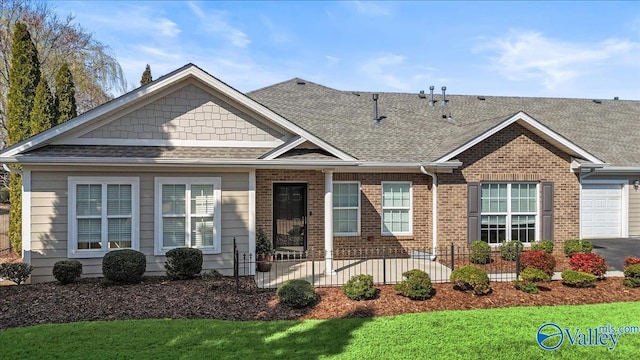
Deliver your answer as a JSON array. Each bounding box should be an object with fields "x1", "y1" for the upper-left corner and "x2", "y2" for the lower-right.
[{"x1": 154, "y1": 247, "x2": 221, "y2": 256}]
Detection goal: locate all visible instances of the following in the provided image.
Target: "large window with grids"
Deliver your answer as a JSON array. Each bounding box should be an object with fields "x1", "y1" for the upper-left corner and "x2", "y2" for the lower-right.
[
  {"x1": 333, "y1": 182, "x2": 360, "y2": 236},
  {"x1": 68, "y1": 177, "x2": 139, "y2": 258},
  {"x1": 480, "y1": 183, "x2": 538, "y2": 244},
  {"x1": 381, "y1": 182, "x2": 412, "y2": 236},
  {"x1": 154, "y1": 177, "x2": 221, "y2": 255}
]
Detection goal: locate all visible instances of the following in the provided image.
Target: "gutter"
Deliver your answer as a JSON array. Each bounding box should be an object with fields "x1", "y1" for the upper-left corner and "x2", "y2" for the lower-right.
[{"x1": 420, "y1": 166, "x2": 438, "y2": 261}]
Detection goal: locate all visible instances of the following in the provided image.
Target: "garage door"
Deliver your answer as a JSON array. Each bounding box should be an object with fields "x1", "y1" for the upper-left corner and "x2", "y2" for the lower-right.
[{"x1": 581, "y1": 184, "x2": 623, "y2": 238}]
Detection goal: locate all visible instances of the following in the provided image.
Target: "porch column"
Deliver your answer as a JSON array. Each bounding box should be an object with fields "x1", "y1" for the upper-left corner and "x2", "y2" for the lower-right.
[{"x1": 324, "y1": 170, "x2": 334, "y2": 274}]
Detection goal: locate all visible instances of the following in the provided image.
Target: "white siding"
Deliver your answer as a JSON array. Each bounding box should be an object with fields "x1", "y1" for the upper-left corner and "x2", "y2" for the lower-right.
[{"x1": 29, "y1": 168, "x2": 249, "y2": 283}]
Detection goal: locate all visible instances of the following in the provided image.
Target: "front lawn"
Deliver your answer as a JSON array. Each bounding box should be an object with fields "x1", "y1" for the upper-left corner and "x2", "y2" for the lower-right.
[{"x1": 2, "y1": 302, "x2": 638, "y2": 359}]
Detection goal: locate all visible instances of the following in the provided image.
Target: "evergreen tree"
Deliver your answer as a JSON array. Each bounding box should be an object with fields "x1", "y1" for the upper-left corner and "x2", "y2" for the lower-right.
[
  {"x1": 31, "y1": 75, "x2": 56, "y2": 135},
  {"x1": 140, "y1": 64, "x2": 152, "y2": 86},
  {"x1": 6, "y1": 21, "x2": 40, "y2": 255},
  {"x1": 7, "y1": 21, "x2": 40, "y2": 145},
  {"x1": 54, "y1": 63, "x2": 77, "y2": 124}
]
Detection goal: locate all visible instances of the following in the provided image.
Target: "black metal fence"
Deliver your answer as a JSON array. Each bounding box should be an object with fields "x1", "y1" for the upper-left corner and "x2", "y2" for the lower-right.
[{"x1": 234, "y1": 241, "x2": 523, "y2": 289}]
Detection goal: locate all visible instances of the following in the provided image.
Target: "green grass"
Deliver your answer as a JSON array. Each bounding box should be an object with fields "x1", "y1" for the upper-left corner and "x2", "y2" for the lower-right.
[{"x1": 1, "y1": 302, "x2": 639, "y2": 359}]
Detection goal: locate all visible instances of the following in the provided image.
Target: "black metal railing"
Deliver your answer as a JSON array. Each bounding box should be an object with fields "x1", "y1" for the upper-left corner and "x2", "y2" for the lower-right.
[
  {"x1": 0, "y1": 204, "x2": 11, "y2": 256},
  {"x1": 233, "y1": 241, "x2": 523, "y2": 289}
]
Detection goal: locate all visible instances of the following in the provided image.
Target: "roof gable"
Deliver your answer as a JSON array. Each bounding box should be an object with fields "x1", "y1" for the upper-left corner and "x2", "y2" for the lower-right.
[
  {"x1": 1, "y1": 64, "x2": 356, "y2": 162},
  {"x1": 434, "y1": 111, "x2": 604, "y2": 165}
]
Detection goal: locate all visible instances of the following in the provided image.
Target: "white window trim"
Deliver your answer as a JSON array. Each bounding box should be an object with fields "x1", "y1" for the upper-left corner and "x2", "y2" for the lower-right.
[
  {"x1": 333, "y1": 181, "x2": 361, "y2": 237},
  {"x1": 381, "y1": 181, "x2": 413, "y2": 236},
  {"x1": 480, "y1": 182, "x2": 539, "y2": 245},
  {"x1": 67, "y1": 177, "x2": 140, "y2": 258},
  {"x1": 154, "y1": 177, "x2": 222, "y2": 255}
]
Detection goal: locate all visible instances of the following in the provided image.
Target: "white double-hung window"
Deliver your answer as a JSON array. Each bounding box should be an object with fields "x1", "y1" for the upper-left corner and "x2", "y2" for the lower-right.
[
  {"x1": 480, "y1": 183, "x2": 538, "y2": 244},
  {"x1": 68, "y1": 177, "x2": 139, "y2": 258},
  {"x1": 381, "y1": 182, "x2": 412, "y2": 235},
  {"x1": 154, "y1": 177, "x2": 222, "y2": 255},
  {"x1": 333, "y1": 182, "x2": 360, "y2": 236}
]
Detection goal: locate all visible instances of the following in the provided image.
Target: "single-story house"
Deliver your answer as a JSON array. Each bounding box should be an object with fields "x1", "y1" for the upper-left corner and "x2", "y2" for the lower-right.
[{"x1": 1, "y1": 64, "x2": 638, "y2": 283}]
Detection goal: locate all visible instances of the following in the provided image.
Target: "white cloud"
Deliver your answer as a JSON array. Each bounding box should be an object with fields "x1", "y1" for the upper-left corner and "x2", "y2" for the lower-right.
[
  {"x1": 351, "y1": 1, "x2": 391, "y2": 16},
  {"x1": 325, "y1": 55, "x2": 340, "y2": 65},
  {"x1": 187, "y1": 2, "x2": 250, "y2": 48},
  {"x1": 360, "y1": 54, "x2": 411, "y2": 90},
  {"x1": 83, "y1": 7, "x2": 180, "y2": 38},
  {"x1": 138, "y1": 46, "x2": 182, "y2": 60},
  {"x1": 476, "y1": 30, "x2": 640, "y2": 89}
]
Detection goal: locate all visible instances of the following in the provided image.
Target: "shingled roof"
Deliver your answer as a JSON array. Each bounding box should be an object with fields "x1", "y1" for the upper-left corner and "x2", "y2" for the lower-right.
[{"x1": 248, "y1": 79, "x2": 640, "y2": 167}]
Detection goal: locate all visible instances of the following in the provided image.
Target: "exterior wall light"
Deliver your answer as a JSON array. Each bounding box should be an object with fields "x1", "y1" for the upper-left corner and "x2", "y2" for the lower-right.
[{"x1": 634, "y1": 180, "x2": 640, "y2": 190}]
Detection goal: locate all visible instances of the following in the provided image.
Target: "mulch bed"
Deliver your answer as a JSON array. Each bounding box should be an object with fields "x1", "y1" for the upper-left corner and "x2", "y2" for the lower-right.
[{"x1": 1, "y1": 275, "x2": 639, "y2": 331}]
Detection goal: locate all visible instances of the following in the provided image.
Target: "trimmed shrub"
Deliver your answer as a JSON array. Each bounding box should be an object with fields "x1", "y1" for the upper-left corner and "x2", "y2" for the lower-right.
[
  {"x1": 102, "y1": 249, "x2": 146, "y2": 284},
  {"x1": 569, "y1": 252, "x2": 607, "y2": 279},
  {"x1": 561, "y1": 270, "x2": 596, "y2": 288},
  {"x1": 450, "y1": 265, "x2": 491, "y2": 295},
  {"x1": 469, "y1": 240, "x2": 491, "y2": 264},
  {"x1": 394, "y1": 269, "x2": 433, "y2": 300},
  {"x1": 624, "y1": 256, "x2": 640, "y2": 269},
  {"x1": 277, "y1": 279, "x2": 316, "y2": 308},
  {"x1": 342, "y1": 274, "x2": 377, "y2": 301},
  {"x1": 0, "y1": 186, "x2": 9, "y2": 203},
  {"x1": 0, "y1": 262, "x2": 33, "y2": 285},
  {"x1": 563, "y1": 239, "x2": 593, "y2": 257},
  {"x1": 202, "y1": 269, "x2": 223, "y2": 280},
  {"x1": 531, "y1": 240, "x2": 554, "y2": 254},
  {"x1": 499, "y1": 240, "x2": 522, "y2": 261},
  {"x1": 623, "y1": 264, "x2": 640, "y2": 288},
  {"x1": 520, "y1": 266, "x2": 551, "y2": 283},
  {"x1": 514, "y1": 267, "x2": 549, "y2": 294},
  {"x1": 519, "y1": 250, "x2": 556, "y2": 276},
  {"x1": 165, "y1": 247, "x2": 203, "y2": 280},
  {"x1": 52, "y1": 260, "x2": 82, "y2": 285}
]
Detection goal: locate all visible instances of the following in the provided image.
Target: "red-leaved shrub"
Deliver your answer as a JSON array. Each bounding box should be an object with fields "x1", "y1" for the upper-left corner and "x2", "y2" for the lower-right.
[
  {"x1": 570, "y1": 252, "x2": 607, "y2": 279},
  {"x1": 624, "y1": 256, "x2": 640, "y2": 270},
  {"x1": 519, "y1": 250, "x2": 556, "y2": 276}
]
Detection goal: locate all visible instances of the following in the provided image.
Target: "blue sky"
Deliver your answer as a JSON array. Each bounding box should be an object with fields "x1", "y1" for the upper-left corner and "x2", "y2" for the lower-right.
[{"x1": 53, "y1": 1, "x2": 640, "y2": 99}]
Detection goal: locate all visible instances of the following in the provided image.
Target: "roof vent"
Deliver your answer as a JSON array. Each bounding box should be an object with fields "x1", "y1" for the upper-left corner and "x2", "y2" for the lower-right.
[
  {"x1": 477, "y1": 96, "x2": 486, "y2": 100},
  {"x1": 419, "y1": 90, "x2": 426, "y2": 99},
  {"x1": 441, "y1": 86, "x2": 447, "y2": 107},
  {"x1": 592, "y1": 99, "x2": 602, "y2": 104},
  {"x1": 614, "y1": 96, "x2": 619, "y2": 100},
  {"x1": 373, "y1": 94, "x2": 382, "y2": 124},
  {"x1": 429, "y1": 86, "x2": 435, "y2": 106},
  {"x1": 352, "y1": 92, "x2": 360, "y2": 96},
  {"x1": 296, "y1": 80, "x2": 306, "y2": 85}
]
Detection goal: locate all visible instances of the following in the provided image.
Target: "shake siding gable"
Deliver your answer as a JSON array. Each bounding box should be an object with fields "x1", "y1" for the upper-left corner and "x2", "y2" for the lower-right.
[
  {"x1": 72, "y1": 82, "x2": 288, "y2": 145},
  {"x1": 440, "y1": 123, "x2": 580, "y2": 249},
  {"x1": 28, "y1": 168, "x2": 249, "y2": 283}
]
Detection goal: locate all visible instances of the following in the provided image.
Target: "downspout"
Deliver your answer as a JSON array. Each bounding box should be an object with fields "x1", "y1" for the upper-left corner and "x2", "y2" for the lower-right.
[{"x1": 420, "y1": 166, "x2": 437, "y2": 260}]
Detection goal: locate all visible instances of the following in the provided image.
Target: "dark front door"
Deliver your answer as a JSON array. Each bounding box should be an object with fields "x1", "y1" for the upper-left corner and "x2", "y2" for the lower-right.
[{"x1": 273, "y1": 183, "x2": 307, "y2": 251}]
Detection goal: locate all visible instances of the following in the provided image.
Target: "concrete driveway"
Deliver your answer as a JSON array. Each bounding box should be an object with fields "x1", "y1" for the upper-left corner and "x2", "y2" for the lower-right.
[{"x1": 589, "y1": 238, "x2": 640, "y2": 271}]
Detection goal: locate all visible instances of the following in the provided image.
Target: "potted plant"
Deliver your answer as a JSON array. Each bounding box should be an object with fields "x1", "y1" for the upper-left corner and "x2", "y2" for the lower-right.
[{"x1": 255, "y1": 227, "x2": 275, "y2": 272}]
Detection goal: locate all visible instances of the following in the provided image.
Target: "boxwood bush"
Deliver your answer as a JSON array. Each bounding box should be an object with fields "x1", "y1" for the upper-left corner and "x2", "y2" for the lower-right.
[
  {"x1": 623, "y1": 264, "x2": 640, "y2": 288},
  {"x1": 342, "y1": 274, "x2": 377, "y2": 300},
  {"x1": 52, "y1": 260, "x2": 83, "y2": 285},
  {"x1": 0, "y1": 262, "x2": 33, "y2": 285},
  {"x1": 394, "y1": 269, "x2": 433, "y2": 300},
  {"x1": 499, "y1": 240, "x2": 522, "y2": 261},
  {"x1": 531, "y1": 240, "x2": 554, "y2": 254},
  {"x1": 102, "y1": 249, "x2": 146, "y2": 284},
  {"x1": 165, "y1": 247, "x2": 203, "y2": 280},
  {"x1": 514, "y1": 266, "x2": 551, "y2": 294},
  {"x1": 569, "y1": 252, "x2": 607, "y2": 279},
  {"x1": 449, "y1": 265, "x2": 491, "y2": 295},
  {"x1": 561, "y1": 270, "x2": 596, "y2": 288},
  {"x1": 277, "y1": 279, "x2": 316, "y2": 308},
  {"x1": 469, "y1": 240, "x2": 491, "y2": 264},
  {"x1": 519, "y1": 250, "x2": 556, "y2": 276},
  {"x1": 563, "y1": 239, "x2": 593, "y2": 257}
]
